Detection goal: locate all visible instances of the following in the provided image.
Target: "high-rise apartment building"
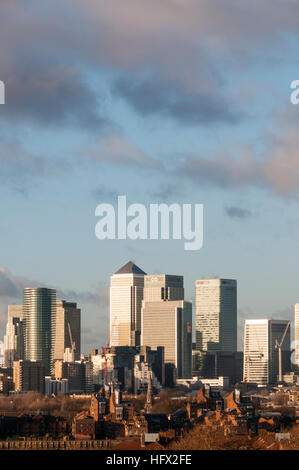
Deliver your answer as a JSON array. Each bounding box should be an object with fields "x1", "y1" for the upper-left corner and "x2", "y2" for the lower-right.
[
  {"x1": 295, "y1": 304, "x2": 299, "y2": 368},
  {"x1": 13, "y1": 360, "x2": 45, "y2": 394},
  {"x1": 141, "y1": 300, "x2": 192, "y2": 378},
  {"x1": 143, "y1": 274, "x2": 184, "y2": 302},
  {"x1": 54, "y1": 301, "x2": 81, "y2": 361},
  {"x1": 23, "y1": 288, "x2": 56, "y2": 375},
  {"x1": 110, "y1": 261, "x2": 146, "y2": 347},
  {"x1": 195, "y1": 279, "x2": 237, "y2": 352},
  {"x1": 3, "y1": 305, "x2": 24, "y2": 367},
  {"x1": 54, "y1": 359, "x2": 92, "y2": 393},
  {"x1": 243, "y1": 319, "x2": 291, "y2": 385}
]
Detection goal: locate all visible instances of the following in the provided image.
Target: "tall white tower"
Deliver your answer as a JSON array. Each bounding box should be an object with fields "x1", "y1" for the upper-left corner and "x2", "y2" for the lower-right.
[
  {"x1": 3, "y1": 305, "x2": 24, "y2": 367},
  {"x1": 295, "y1": 304, "x2": 299, "y2": 368},
  {"x1": 243, "y1": 319, "x2": 290, "y2": 385},
  {"x1": 195, "y1": 279, "x2": 237, "y2": 352},
  {"x1": 110, "y1": 261, "x2": 146, "y2": 347}
]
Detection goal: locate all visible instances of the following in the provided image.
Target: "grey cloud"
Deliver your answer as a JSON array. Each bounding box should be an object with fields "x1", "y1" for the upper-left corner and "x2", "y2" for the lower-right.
[
  {"x1": 0, "y1": 138, "x2": 46, "y2": 184},
  {"x1": 0, "y1": 267, "x2": 40, "y2": 299},
  {"x1": 57, "y1": 284, "x2": 109, "y2": 307},
  {"x1": 1, "y1": 64, "x2": 107, "y2": 130},
  {"x1": 225, "y1": 206, "x2": 252, "y2": 220},
  {"x1": 0, "y1": 266, "x2": 108, "y2": 306},
  {"x1": 149, "y1": 182, "x2": 183, "y2": 201},
  {"x1": 177, "y1": 132, "x2": 299, "y2": 197},
  {"x1": 91, "y1": 186, "x2": 120, "y2": 202},
  {"x1": 114, "y1": 75, "x2": 242, "y2": 126},
  {"x1": 3, "y1": 0, "x2": 298, "y2": 131}
]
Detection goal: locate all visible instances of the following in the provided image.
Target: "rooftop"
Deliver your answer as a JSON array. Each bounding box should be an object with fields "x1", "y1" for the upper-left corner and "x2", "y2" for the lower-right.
[{"x1": 114, "y1": 261, "x2": 146, "y2": 275}]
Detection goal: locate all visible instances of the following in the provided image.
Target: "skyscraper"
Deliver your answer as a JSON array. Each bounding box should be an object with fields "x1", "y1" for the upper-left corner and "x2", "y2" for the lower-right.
[
  {"x1": 13, "y1": 360, "x2": 45, "y2": 394},
  {"x1": 143, "y1": 274, "x2": 184, "y2": 302},
  {"x1": 110, "y1": 261, "x2": 146, "y2": 347},
  {"x1": 195, "y1": 279, "x2": 237, "y2": 352},
  {"x1": 23, "y1": 288, "x2": 56, "y2": 375},
  {"x1": 243, "y1": 319, "x2": 290, "y2": 385},
  {"x1": 3, "y1": 305, "x2": 24, "y2": 367},
  {"x1": 295, "y1": 303, "x2": 299, "y2": 368},
  {"x1": 141, "y1": 300, "x2": 192, "y2": 379},
  {"x1": 54, "y1": 300, "x2": 81, "y2": 361}
]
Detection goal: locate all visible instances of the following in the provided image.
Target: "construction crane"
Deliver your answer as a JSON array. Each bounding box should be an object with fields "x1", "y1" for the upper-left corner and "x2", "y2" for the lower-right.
[
  {"x1": 67, "y1": 322, "x2": 76, "y2": 360},
  {"x1": 100, "y1": 316, "x2": 118, "y2": 385},
  {"x1": 101, "y1": 346, "x2": 108, "y2": 384},
  {"x1": 101, "y1": 322, "x2": 113, "y2": 385},
  {"x1": 275, "y1": 321, "x2": 290, "y2": 383}
]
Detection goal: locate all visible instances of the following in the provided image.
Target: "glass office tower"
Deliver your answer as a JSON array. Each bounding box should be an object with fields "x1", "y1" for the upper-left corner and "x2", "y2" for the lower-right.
[{"x1": 23, "y1": 288, "x2": 56, "y2": 375}]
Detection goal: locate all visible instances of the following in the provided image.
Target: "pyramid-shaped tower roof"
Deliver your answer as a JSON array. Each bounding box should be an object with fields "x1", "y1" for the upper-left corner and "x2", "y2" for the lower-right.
[{"x1": 114, "y1": 261, "x2": 146, "y2": 275}]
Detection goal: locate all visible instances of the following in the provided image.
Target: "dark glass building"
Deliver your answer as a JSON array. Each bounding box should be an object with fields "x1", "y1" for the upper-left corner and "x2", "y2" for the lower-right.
[{"x1": 23, "y1": 288, "x2": 56, "y2": 375}]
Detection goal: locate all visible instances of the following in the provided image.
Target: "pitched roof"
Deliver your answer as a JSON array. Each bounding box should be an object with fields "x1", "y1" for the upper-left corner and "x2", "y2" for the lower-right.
[
  {"x1": 114, "y1": 261, "x2": 146, "y2": 275},
  {"x1": 113, "y1": 441, "x2": 143, "y2": 450},
  {"x1": 146, "y1": 442, "x2": 165, "y2": 450}
]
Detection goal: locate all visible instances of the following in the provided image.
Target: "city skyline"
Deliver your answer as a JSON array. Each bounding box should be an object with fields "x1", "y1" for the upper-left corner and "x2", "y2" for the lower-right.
[
  {"x1": 1, "y1": 260, "x2": 297, "y2": 356},
  {"x1": 1, "y1": 2, "x2": 299, "y2": 358}
]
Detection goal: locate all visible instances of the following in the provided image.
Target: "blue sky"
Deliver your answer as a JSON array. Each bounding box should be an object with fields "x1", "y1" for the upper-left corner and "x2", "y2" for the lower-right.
[{"x1": 1, "y1": 0, "x2": 299, "y2": 352}]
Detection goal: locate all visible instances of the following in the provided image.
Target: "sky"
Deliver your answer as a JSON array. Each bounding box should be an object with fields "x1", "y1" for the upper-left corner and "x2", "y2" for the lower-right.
[{"x1": 1, "y1": 0, "x2": 299, "y2": 352}]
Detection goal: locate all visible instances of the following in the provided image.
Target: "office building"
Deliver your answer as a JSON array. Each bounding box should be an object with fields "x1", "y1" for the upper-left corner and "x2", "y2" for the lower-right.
[
  {"x1": 243, "y1": 319, "x2": 291, "y2": 385},
  {"x1": 54, "y1": 360, "x2": 93, "y2": 393},
  {"x1": 134, "y1": 347, "x2": 164, "y2": 394},
  {"x1": 54, "y1": 300, "x2": 81, "y2": 361},
  {"x1": 45, "y1": 377, "x2": 69, "y2": 395},
  {"x1": 0, "y1": 373, "x2": 13, "y2": 394},
  {"x1": 192, "y1": 350, "x2": 243, "y2": 385},
  {"x1": 110, "y1": 261, "x2": 146, "y2": 347},
  {"x1": 195, "y1": 279, "x2": 237, "y2": 352},
  {"x1": 3, "y1": 305, "x2": 24, "y2": 367},
  {"x1": 143, "y1": 274, "x2": 184, "y2": 302},
  {"x1": 141, "y1": 300, "x2": 192, "y2": 378},
  {"x1": 13, "y1": 360, "x2": 45, "y2": 394},
  {"x1": 295, "y1": 303, "x2": 299, "y2": 368},
  {"x1": 23, "y1": 288, "x2": 56, "y2": 375},
  {"x1": 54, "y1": 360, "x2": 84, "y2": 393}
]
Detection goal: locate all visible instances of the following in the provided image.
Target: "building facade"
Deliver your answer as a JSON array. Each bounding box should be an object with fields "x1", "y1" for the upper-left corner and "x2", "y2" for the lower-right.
[
  {"x1": 243, "y1": 319, "x2": 291, "y2": 385},
  {"x1": 295, "y1": 303, "x2": 299, "y2": 368},
  {"x1": 110, "y1": 261, "x2": 146, "y2": 347},
  {"x1": 13, "y1": 360, "x2": 45, "y2": 394},
  {"x1": 23, "y1": 288, "x2": 56, "y2": 375},
  {"x1": 143, "y1": 274, "x2": 184, "y2": 302},
  {"x1": 141, "y1": 300, "x2": 192, "y2": 379},
  {"x1": 54, "y1": 300, "x2": 81, "y2": 361},
  {"x1": 195, "y1": 279, "x2": 237, "y2": 352},
  {"x1": 3, "y1": 305, "x2": 24, "y2": 368},
  {"x1": 45, "y1": 377, "x2": 69, "y2": 395}
]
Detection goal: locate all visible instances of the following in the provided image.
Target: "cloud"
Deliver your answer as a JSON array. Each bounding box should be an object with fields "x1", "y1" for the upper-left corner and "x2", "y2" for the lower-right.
[
  {"x1": 225, "y1": 206, "x2": 252, "y2": 220},
  {"x1": 114, "y1": 74, "x2": 242, "y2": 126},
  {"x1": 0, "y1": 267, "x2": 40, "y2": 298},
  {"x1": 0, "y1": 136, "x2": 46, "y2": 184},
  {"x1": 84, "y1": 133, "x2": 162, "y2": 169},
  {"x1": 3, "y1": 0, "x2": 298, "y2": 131},
  {"x1": 149, "y1": 182, "x2": 184, "y2": 201},
  {"x1": 91, "y1": 186, "x2": 120, "y2": 202},
  {"x1": 176, "y1": 132, "x2": 299, "y2": 197},
  {"x1": 57, "y1": 284, "x2": 109, "y2": 308},
  {"x1": 0, "y1": 266, "x2": 109, "y2": 354},
  {"x1": 177, "y1": 146, "x2": 262, "y2": 188},
  {"x1": 0, "y1": 266, "x2": 107, "y2": 306},
  {"x1": 1, "y1": 64, "x2": 107, "y2": 130}
]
